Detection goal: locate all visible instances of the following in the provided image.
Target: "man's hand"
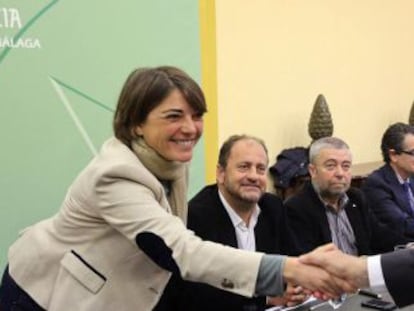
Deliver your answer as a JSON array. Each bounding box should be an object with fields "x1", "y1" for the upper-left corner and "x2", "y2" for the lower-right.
[
  {"x1": 283, "y1": 255, "x2": 357, "y2": 299},
  {"x1": 299, "y1": 243, "x2": 369, "y2": 289},
  {"x1": 284, "y1": 284, "x2": 309, "y2": 307},
  {"x1": 266, "y1": 283, "x2": 309, "y2": 307}
]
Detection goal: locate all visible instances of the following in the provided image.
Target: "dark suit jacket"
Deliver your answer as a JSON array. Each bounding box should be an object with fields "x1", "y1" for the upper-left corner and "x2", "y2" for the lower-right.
[
  {"x1": 285, "y1": 182, "x2": 407, "y2": 255},
  {"x1": 381, "y1": 248, "x2": 414, "y2": 308},
  {"x1": 362, "y1": 164, "x2": 414, "y2": 239},
  {"x1": 178, "y1": 184, "x2": 299, "y2": 311}
]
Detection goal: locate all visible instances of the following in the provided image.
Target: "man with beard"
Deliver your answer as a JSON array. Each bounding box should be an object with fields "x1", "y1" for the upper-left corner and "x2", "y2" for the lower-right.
[
  {"x1": 178, "y1": 134, "x2": 304, "y2": 311},
  {"x1": 286, "y1": 137, "x2": 407, "y2": 256}
]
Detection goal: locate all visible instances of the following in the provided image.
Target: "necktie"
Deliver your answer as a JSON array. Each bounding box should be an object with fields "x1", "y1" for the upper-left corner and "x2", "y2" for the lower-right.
[{"x1": 402, "y1": 181, "x2": 414, "y2": 213}]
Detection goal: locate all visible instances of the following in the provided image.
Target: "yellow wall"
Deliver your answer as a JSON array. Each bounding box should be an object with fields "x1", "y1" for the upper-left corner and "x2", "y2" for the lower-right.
[
  {"x1": 214, "y1": 0, "x2": 414, "y2": 174},
  {"x1": 199, "y1": 0, "x2": 219, "y2": 183}
]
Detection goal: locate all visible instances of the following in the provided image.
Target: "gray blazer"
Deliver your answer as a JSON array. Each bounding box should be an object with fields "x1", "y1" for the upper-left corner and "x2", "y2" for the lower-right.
[{"x1": 7, "y1": 138, "x2": 264, "y2": 311}]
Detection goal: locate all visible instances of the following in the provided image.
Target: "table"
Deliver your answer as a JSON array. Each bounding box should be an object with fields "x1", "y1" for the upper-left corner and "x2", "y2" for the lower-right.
[
  {"x1": 340, "y1": 291, "x2": 414, "y2": 311},
  {"x1": 267, "y1": 292, "x2": 414, "y2": 311}
]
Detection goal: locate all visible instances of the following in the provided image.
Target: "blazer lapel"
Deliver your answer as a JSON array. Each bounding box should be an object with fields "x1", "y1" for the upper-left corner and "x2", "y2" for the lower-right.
[
  {"x1": 384, "y1": 165, "x2": 414, "y2": 216},
  {"x1": 344, "y1": 200, "x2": 363, "y2": 242},
  {"x1": 215, "y1": 198, "x2": 239, "y2": 248},
  {"x1": 306, "y1": 183, "x2": 332, "y2": 243},
  {"x1": 254, "y1": 208, "x2": 273, "y2": 252}
]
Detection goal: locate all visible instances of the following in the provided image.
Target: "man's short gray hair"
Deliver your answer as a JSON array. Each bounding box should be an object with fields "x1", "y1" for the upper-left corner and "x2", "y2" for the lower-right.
[{"x1": 309, "y1": 137, "x2": 350, "y2": 164}]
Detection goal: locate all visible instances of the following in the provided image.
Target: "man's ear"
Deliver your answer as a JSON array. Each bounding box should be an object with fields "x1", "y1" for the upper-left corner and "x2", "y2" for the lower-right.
[
  {"x1": 308, "y1": 163, "x2": 316, "y2": 178},
  {"x1": 216, "y1": 164, "x2": 225, "y2": 184},
  {"x1": 389, "y1": 149, "x2": 398, "y2": 163}
]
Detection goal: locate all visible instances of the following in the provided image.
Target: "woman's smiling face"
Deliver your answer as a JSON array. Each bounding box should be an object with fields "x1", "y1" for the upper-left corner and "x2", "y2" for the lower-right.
[{"x1": 135, "y1": 89, "x2": 203, "y2": 162}]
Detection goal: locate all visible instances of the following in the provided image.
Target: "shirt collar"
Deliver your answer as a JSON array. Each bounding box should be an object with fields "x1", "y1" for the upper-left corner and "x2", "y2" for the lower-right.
[
  {"x1": 312, "y1": 183, "x2": 349, "y2": 211},
  {"x1": 393, "y1": 168, "x2": 409, "y2": 185},
  {"x1": 218, "y1": 189, "x2": 260, "y2": 229}
]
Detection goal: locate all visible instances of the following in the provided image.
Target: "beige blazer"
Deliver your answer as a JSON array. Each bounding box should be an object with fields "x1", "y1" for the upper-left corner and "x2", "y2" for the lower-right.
[{"x1": 8, "y1": 138, "x2": 263, "y2": 311}]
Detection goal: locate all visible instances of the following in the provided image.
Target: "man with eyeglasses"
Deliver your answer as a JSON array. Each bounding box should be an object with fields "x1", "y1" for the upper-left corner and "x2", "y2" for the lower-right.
[
  {"x1": 286, "y1": 137, "x2": 407, "y2": 256},
  {"x1": 362, "y1": 122, "x2": 414, "y2": 240}
]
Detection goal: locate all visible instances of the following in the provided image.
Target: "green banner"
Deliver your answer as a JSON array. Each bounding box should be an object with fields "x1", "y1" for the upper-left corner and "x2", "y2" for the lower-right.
[{"x1": 0, "y1": 0, "x2": 204, "y2": 268}]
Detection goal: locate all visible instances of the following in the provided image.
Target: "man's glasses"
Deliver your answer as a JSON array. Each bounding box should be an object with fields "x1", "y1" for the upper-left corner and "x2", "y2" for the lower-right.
[{"x1": 400, "y1": 150, "x2": 414, "y2": 156}]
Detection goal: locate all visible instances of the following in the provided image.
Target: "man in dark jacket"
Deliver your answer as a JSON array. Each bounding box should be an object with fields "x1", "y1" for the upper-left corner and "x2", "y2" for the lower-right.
[
  {"x1": 181, "y1": 134, "x2": 303, "y2": 311},
  {"x1": 286, "y1": 136, "x2": 408, "y2": 256},
  {"x1": 362, "y1": 122, "x2": 414, "y2": 240}
]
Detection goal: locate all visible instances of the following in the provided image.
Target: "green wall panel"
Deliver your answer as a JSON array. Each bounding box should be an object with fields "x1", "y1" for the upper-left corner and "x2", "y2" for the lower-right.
[{"x1": 0, "y1": 0, "x2": 205, "y2": 268}]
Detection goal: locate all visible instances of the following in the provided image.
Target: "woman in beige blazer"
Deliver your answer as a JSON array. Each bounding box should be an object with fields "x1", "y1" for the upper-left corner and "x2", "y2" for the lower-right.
[{"x1": 0, "y1": 66, "x2": 351, "y2": 311}]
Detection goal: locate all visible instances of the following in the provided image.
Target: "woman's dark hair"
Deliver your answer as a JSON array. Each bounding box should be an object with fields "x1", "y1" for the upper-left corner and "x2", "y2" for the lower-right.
[{"x1": 113, "y1": 66, "x2": 207, "y2": 146}]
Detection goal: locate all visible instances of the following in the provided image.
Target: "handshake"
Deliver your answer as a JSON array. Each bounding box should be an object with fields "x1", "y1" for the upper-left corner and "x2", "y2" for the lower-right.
[{"x1": 282, "y1": 243, "x2": 369, "y2": 300}]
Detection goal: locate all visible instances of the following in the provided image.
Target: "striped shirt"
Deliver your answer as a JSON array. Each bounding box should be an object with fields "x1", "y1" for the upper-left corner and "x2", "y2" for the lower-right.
[{"x1": 322, "y1": 194, "x2": 358, "y2": 255}]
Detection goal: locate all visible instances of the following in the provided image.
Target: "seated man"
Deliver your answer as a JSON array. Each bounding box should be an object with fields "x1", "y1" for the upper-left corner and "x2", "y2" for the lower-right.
[
  {"x1": 181, "y1": 135, "x2": 304, "y2": 311},
  {"x1": 286, "y1": 136, "x2": 408, "y2": 256},
  {"x1": 362, "y1": 122, "x2": 414, "y2": 240}
]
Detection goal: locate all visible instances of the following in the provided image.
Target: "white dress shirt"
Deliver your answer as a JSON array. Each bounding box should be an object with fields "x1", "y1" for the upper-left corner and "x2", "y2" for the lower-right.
[
  {"x1": 367, "y1": 255, "x2": 387, "y2": 292},
  {"x1": 218, "y1": 190, "x2": 260, "y2": 251}
]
